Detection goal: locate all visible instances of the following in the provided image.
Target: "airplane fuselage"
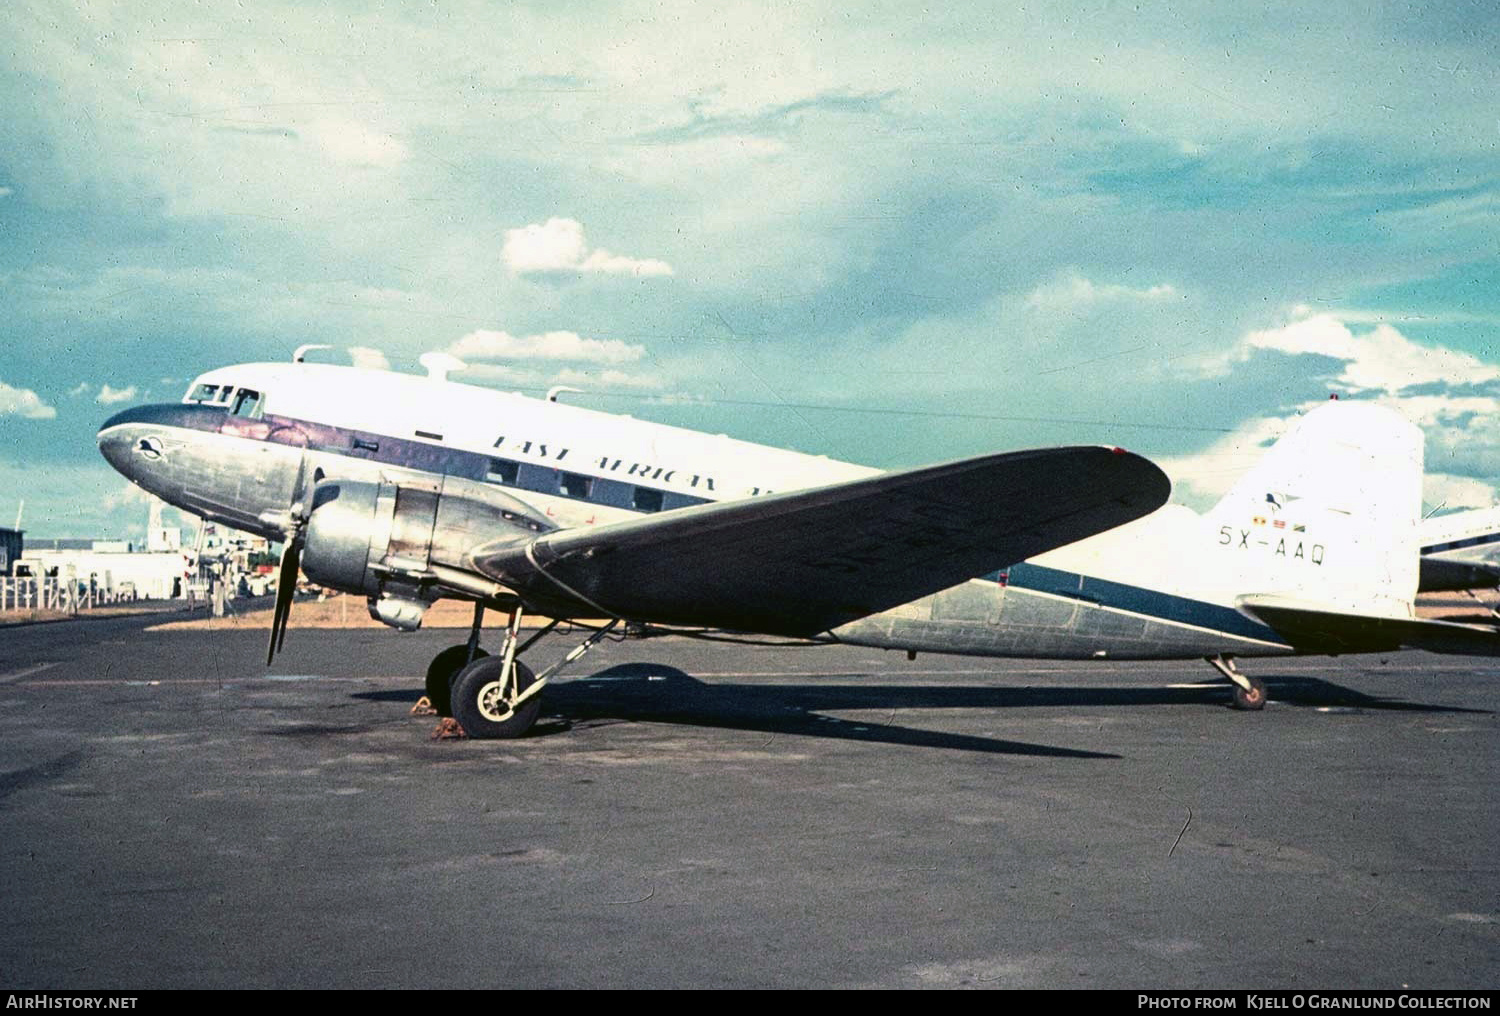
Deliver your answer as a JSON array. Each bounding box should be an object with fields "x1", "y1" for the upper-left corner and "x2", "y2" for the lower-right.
[{"x1": 98, "y1": 360, "x2": 1324, "y2": 662}]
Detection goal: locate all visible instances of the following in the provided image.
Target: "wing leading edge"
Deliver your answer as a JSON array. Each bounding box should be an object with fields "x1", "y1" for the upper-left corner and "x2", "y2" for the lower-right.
[{"x1": 471, "y1": 446, "x2": 1171, "y2": 637}]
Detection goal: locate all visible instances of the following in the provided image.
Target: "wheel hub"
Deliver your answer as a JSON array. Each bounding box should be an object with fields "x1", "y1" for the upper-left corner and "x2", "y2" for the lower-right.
[{"x1": 477, "y1": 680, "x2": 516, "y2": 722}]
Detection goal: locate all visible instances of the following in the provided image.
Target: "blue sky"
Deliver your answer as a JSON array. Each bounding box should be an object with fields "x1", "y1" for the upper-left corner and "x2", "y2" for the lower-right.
[{"x1": 1, "y1": 1, "x2": 1497, "y2": 538}]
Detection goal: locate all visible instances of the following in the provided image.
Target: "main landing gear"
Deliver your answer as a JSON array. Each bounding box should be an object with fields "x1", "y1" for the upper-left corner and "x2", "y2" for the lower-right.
[
  {"x1": 419, "y1": 601, "x2": 619, "y2": 739},
  {"x1": 1206, "y1": 654, "x2": 1267, "y2": 711}
]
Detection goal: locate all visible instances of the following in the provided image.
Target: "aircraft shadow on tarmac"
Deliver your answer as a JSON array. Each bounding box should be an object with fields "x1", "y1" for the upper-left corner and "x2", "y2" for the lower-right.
[{"x1": 352, "y1": 662, "x2": 1488, "y2": 758}]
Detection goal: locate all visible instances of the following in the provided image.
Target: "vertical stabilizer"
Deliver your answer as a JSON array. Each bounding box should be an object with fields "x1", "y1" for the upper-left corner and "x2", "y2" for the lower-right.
[{"x1": 1207, "y1": 401, "x2": 1422, "y2": 617}]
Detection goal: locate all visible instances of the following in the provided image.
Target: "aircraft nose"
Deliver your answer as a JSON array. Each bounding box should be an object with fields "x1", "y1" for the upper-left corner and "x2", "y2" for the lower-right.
[
  {"x1": 99, "y1": 418, "x2": 146, "y2": 480},
  {"x1": 97, "y1": 404, "x2": 184, "y2": 482},
  {"x1": 97, "y1": 425, "x2": 131, "y2": 473},
  {"x1": 98, "y1": 403, "x2": 176, "y2": 434}
]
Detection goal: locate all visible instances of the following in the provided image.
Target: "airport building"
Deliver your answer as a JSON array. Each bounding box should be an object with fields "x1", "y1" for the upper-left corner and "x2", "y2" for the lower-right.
[
  {"x1": 13, "y1": 500, "x2": 272, "y2": 603},
  {"x1": 22, "y1": 537, "x2": 193, "y2": 600},
  {"x1": 0, "y1": 527, "x2": 21, "y2": 576},
  {"x1": 16, "y1": 503, "x2": 196, "y2": 600}
]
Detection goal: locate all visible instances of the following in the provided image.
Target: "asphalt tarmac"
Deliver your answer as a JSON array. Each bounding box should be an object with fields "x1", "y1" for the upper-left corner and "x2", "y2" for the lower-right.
[{"x1": 0, "y1": 613, "x2": 1495, "y2": 989}]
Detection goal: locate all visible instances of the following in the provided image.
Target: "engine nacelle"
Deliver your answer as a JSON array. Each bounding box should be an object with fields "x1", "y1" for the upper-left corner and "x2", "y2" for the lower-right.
[{"x1": 300, "y1": 475, "x2": 551, "y2": 621}]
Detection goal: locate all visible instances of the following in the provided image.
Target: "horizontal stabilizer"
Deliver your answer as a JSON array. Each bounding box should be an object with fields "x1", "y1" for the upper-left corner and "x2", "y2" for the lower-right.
[
  {"x1": 475, "y1": 446, "x2": 1171, "y2": 637},
  {"x1": 1237, "y1": 594, "x2": 1500, "y2": 657}
]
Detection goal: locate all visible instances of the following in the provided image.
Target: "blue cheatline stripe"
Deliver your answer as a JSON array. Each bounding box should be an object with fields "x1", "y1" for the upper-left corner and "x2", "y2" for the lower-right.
[
  {"x1": 106, "y1": 404, "x2": 715, "y2": 515},
  {"x1": 1423, "y1": 531, "x2": 1500, "y2": 555},
  {"x1": 984, "y1": 561, "x2": 1288, "y2": 645}
]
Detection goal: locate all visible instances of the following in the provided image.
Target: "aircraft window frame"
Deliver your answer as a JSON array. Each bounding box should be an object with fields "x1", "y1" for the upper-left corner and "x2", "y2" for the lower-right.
[
  {"x1": 188, "y1": 383, "x2": 220, "y2": 404},
  {"x1": 486, "y1": 459, "x2": 519, "y2": 485},
  {"x1": 560, "y1": 472, "x2": 593, "y2": 499},
  {"x1": 229, "y1": 388, "x2": 264, "y2": 419}
]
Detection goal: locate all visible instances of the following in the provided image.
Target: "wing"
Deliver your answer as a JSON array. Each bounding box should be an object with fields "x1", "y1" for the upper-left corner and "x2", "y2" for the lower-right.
[
  {"x1": 1237, "y1": 594, "x2": 1500, "y2": 656},
  {"x1": 472, "y1": 446, "x2": 1170, "y2": 637}
]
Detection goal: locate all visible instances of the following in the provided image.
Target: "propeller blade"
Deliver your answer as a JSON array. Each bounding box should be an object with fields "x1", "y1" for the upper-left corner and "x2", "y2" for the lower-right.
[
  {"x1": 266, "y1": 539, "x2": 301, "y2": 665},
  {"x1": 266, "y1": 450, "x2": 315, "y2": 666},
  {"x1": 277, "y1": 543, "x2": 299, "y2": 655}
]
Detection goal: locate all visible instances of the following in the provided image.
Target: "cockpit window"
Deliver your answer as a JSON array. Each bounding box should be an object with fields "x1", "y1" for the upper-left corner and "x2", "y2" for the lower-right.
[
  {"x1": 186, "y1": 382, "x2": 235, "y2": 406},
  {"x1": 229, "y1": 388, "x2": 264, "y2": 418}
]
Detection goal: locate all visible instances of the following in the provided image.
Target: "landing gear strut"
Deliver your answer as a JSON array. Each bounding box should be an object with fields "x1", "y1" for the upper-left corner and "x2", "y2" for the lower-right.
[
  {"x1": 428, "y1": 603, "x2": 621, "y2": 739},
  {"x1": 1206, "y1": 654, "x2": 1266, "y2": 711}
]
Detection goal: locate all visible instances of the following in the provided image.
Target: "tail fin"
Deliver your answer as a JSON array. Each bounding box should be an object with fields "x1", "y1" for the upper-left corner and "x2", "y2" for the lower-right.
[{"x1": 1207, "y1": 400, "x2": 1422, "y2": 617}]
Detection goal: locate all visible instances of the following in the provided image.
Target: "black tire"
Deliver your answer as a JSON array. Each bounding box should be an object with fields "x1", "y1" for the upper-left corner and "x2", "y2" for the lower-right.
[
  {"x1": 1232, "y1": 679, "x2": 1267, "y2": 711},
  {"x1": 451, "y1": 656, "x2": 541, "y2": 739},
  {"x1": 425, "y1": 645, "x2": 488, "y2": 718}
]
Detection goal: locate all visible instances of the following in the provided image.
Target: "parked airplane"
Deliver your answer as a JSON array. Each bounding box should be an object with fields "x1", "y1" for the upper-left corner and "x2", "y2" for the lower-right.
[
  {"x1": 1419, "y1": 505, "x2": 1500, "y2": 592},
  {"x1": 96, "y1": 352, "x2": 1169, "y2": 735},
  {"x1": 97, "y1": 354, "x2": 1500, "y2": 736}
]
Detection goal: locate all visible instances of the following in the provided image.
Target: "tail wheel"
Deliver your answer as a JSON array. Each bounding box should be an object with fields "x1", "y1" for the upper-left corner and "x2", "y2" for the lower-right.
[
  {"x1": 424, "y1": 645, "x2": 489, "y2": 717},
  {"x1": 451, "y1": 657, "x2": 542, "y2": 739},
  {"x1": 1232, "y1": 678, "x2": 1267, "y2": 711}
]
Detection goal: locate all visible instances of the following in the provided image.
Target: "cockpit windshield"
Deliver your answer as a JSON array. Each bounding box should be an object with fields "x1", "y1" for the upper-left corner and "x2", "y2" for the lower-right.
[
  {"x1": 184, "y1": 381, "x2": 263, "y2": 418},
  {"x1": 186, "y1": 382, "x2": 234, "y2": 406},
  {"x1": 229, "y1": 388, "x2": 263, "y2": 418}
]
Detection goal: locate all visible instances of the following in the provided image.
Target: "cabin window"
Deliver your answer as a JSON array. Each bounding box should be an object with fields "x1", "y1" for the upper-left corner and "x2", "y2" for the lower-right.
[
  {"x1": 632, "y1": 487, "x2": 664, "y2": 513},
  {"x1": 229, "y1": 388, "x2": 263, "y2": 418},
  {"x1": 487, "y1": 459, "x2": 518, "y2": 485},
  {"x1": 560, "y1": 472, "x2": 592, "y2": 498}
]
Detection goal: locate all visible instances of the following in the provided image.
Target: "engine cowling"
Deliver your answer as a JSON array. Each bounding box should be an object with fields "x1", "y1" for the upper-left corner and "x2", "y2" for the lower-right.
[{"x1": 299, "y1": 475, "x2": 552, "y2": 626}]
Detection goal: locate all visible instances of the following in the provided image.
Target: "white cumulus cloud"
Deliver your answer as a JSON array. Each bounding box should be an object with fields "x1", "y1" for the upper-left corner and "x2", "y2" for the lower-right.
[
  {"x1": 0, "y1": 379, "x2": 56, "y2": 420},
  {"x1": 1231, "y1": 313, "x2": 1500, "y2": 393},
  {"x1": 1166, "y1": 311, "x2": 1500, "y2": 510},
  {"x1": 1156, "y1": 415, "x2": 1302, "y2": 509},
  {"x1": 502, "y1": 218, "x2": 673, "y2": 277},
  {"x1": 1022, "y1": 273, "x2": 1179, "y2": 312},
  {"x1": 448, "y1": 329, "x2": 646, "y2": 365},
  {"x1": 1422, "y1": 473, "x2": 1497, "y2": 513},
  {"x1": 95, "y1": 384, "x2": 138, "y2": 405},
  {"x1": 348, "y1": 346, "x2": 390, "y2": 370},
  {"x1": 549, "y1": 367, "x2": 663, "y2": 390},
  {"x1": 302, "y1": 119, "x2": 407, "y2": 168}
]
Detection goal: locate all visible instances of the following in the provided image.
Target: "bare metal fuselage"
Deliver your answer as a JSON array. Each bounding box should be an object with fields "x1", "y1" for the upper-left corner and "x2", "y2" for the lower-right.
[{"x1": 98, "y1": 398, "x2": 1292, "y2": 662}]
